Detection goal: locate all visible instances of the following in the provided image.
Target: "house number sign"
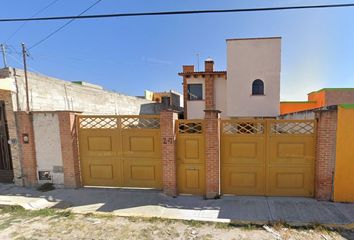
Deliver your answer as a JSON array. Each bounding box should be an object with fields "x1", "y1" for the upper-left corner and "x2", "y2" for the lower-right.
[{"x1": 163, "y1": 137, "x2": 173, "y2": 144}]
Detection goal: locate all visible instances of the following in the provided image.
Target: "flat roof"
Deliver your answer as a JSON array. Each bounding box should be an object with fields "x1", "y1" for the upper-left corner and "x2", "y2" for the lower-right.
[
  {"x1": 226, "y1": 37, "x2": 281, "y2": 41},
  {"x1": 308, "y1": 88, "x2": 354, "y2": 94},
  {"x1": 280, "y1": 101, "x2": 317, "y2": 104}
]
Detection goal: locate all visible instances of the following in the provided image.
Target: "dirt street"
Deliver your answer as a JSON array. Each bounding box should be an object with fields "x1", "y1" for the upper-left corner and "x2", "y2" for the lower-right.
[{"x1": 0, "y1": 206, "x2": 351, "y2": 240}]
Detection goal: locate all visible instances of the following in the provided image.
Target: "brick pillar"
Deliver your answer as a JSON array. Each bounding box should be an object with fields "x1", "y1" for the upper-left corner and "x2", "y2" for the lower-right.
[
  {"x1": 160, "y1": 110, "x2": 178, "y2": 196},
  {"x1": 204, "y1": 74, "x2": 215, "y2": 110},
  {"x1": 182, "y1": 65, "x2": 194, "y2": 119},
  {"x1": 204, "y1": 109, "x2": 221, "y2": 198},
  {"x1": 57, "y1": 111, "x2": 81, "y2": 188},
  {"x1": 315, "y1": 109, "x2": 338, "y2": 200},
  {"x1": 15, "y1": 112, "x2": 37, "y2": 186}
]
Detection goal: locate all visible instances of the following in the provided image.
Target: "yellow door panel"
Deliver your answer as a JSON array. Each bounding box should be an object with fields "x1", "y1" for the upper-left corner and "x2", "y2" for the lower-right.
[
  {"x1": 222, "y1": 165, "x2": 265, "y2": 195},
  {"x1": 78, "y1": 115, "x2": 162, "y2": 189},
  {"x1": 121, "y1": 130, "x2": 161, "y2": 159},
  {"x1": 177, "y1": 135, "x2": 204, "y2": 164},
  {"x1": 268, "y1": 136, "x2": 315, "y2": 166},
  {"x1": 176, "y1": 120, "x2": 205, "y2": 195},
  {"x1": 221, "y1": 136, "x2": 265, "y2": 165},
  {"x1": 177, "y1": 164, "x2": 205, "y2": 195},
  {"x1": 79, "y1": 130, "x2": 120, "y2": 158},
  {"x1": 81, "y1": 157, "x2": 122, "y2": 186},
  {"x1": 220, "y1": 120, "x2": 316, "y2": 197},
  {"x1": 267, "y1": 166, "x2": 314, "y2": 197},
  {"x1": 123, "y1": 159, "x2": 162, "y2": 188}
]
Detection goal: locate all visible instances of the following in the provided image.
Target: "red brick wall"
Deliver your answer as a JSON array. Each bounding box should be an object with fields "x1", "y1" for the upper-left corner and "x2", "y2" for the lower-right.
[
  {"x1": 315, "y1": 109, "x2": 338, "y2": 200},
  {"x1": 204, "y1": 75, "x2": 215, "y2": 110},
  {"x1": 204, "y1": 110, "x2": 220, "y2": 198},
  {"x1": 160, "y1": 110, "x2": 178, "y2": 196},
  {"x1": 15, "y1": 112, "x2": 37, "y2": 186},
  {"x1": 58, "y1": 112, "x2": 81, "y2": 188}
]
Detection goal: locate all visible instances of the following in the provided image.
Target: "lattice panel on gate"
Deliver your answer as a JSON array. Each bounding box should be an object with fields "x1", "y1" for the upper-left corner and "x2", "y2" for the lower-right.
[
  {"x1": 271, "y1": 121, "x2": 315, "y2": 134},
  {"x1": 222, "y1": 121, "x2": 264, "y2": 134},
  {"x1": 121, "y1": 117, "x2": 160, "y2": 129},
  {"x1": 178, "y1": 121, "x2": 203, "y2": 134},
  {"x1": 79, "y1": 117, "x2": 118, "y2": 129}
]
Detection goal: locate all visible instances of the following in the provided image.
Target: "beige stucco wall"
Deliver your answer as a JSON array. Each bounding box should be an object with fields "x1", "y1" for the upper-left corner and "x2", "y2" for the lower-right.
[
  {"x1": 186, "y1": 77, "x2": 205, "y2": 119},
  {"x1": 214, "y1": 77, "x2": 227, "y2": 117},
  {"x1": 187, "y1": 101, "x2": 205, "y2": 119},
  {"x1": 226, "y1": 38, "x2": 281, "y2": 117},
  {"x1": 33, "y1": 113, "x2": 64, "y2": 185}
]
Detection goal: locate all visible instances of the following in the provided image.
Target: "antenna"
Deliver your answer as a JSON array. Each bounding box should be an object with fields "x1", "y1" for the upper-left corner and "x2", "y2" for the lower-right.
[{"x1": 196, "y1": 53, "x2": 200, "y2": 71}]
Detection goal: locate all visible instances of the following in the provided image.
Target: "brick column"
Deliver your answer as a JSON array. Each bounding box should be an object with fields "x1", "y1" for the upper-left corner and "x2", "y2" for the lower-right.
[
  {"x1": 160, "y1": 110, "x2": 178, "y2": 196},
  {"x1": 204, "y1": 74, "x2": 215, "y2": 110},
  {"x1": 204, "y1": 109, "x2": 221, "y2": 198},
  {"x1": 315, "y1": 109, "x2": 338, "y2": 200},
  {"x1": 57, "y1": 111, "x2": 81, "y2": 188},
  {"x1": 15, "y1": 112, "x2": 37, "y2": 186}
]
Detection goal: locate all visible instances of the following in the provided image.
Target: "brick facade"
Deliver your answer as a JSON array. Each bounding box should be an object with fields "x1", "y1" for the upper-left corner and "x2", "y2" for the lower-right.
[
  {"x1": 58, "y1": 111, "x2": 81, "y2": 188},
  {"x1": 0, "y1": 90, "x2": 22, "y2": 185},
  {"x1": 204, "y1": 110, "x2": 221, "y2": 198},
  {"x1": 315, "y1": 109, "x2": 338, "y2": 200},
  {"x1": 15, "y1": 112, "x2": 37, "y2": 186},
  {"x1": 160, "y1": 110, "x2": 178, "y2": 196},
  {"x1": 0, "y1": 89, "x2": 344, "y2": 200}
]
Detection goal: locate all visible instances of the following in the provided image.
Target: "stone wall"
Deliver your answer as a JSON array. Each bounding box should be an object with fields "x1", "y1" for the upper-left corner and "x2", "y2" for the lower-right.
[{"x1": 0, "y1": 67, "x2": 160, "y2": 115}]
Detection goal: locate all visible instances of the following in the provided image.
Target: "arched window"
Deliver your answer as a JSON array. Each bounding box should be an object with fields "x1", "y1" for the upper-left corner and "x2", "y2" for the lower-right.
[{"x1": 252, "y1": 79, "x2": 264, "y2": 95}]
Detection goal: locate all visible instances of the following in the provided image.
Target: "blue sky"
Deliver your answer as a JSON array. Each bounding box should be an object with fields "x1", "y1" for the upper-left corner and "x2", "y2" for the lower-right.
[{"x1": 0, "y1": 0, "x2": 353, "y2": 100}]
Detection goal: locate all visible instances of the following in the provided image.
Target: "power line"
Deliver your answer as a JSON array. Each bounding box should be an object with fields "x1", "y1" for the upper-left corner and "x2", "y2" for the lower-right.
[
  {"x1": 28, "y1": 0, "x2": 102, "y2": 50},
  {"x1": 0, "y1": 3, "x2": 353, "y2": 23},
  {"x1": 5, "y1": 0, "x2": 60, "y2": 42}
]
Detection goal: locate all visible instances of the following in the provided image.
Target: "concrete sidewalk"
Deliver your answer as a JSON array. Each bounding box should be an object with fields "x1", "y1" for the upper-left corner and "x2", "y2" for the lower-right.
[{"x1": 0, "y1": 184, "x2": 353, "y2": 228}]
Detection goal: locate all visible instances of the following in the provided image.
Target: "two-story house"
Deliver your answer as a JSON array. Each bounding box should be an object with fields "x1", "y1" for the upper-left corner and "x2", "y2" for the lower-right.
[{"x1": 179, "y1": 37, "x2": 281, "y2": 119}]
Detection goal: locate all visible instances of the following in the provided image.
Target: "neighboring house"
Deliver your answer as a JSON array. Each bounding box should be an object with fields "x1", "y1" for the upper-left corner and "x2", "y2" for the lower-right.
[
  {"x1": 144, "y1": 89, "x2": 183, "y2": 110},
  {"x1": 0, "y1": 67, "x2": 162, "y2": 115},
  {"x1": 280, "y1": 88, "x2": 354, "y2": 115},
  {"x1": 179, "y1": 37, "x2": 281, "y2": 119},
  {"x1": 0, "y1": 67, "x2": 172, "y2": 185}
]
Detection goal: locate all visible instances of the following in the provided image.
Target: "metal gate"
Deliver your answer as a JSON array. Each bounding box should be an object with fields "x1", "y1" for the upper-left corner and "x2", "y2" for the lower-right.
[
  {"x1": 78, "y1": 115, "x2": 162, "y2": 188},
  {"x1": 0, "y1": 101, "x2": 13, "y2": 183},
  {"x1": 176, "y1": 120, "x2": 205, "y2": 195},
  {"x1": 221, "y1": 119, "x2": 316, "y2": 197}
]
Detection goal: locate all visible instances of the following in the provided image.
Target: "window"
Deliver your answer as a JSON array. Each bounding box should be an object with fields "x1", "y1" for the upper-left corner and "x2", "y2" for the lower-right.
[
  {"x1": 187, "y1": 84, "x2": 203, "y2": 100},
  {"x1": 161, "y1": 96, "x2": 170, "y2": 106},
  {"x1": 252, "y1": 79, "x2": 264, "y2": 95}
]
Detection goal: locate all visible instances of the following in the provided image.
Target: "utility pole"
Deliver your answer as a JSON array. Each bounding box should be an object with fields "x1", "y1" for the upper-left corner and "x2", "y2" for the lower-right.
[
  {"x1": 21, "y1": 43, "x2": 30, "y2": 112},
  {"x1": 0, "y1": 44, "x2": 7, "y2": 68}
]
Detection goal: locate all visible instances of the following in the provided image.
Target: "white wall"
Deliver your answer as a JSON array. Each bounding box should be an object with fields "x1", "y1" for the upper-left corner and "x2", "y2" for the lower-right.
[
  {"x1": 186, "y1": 77, "x2": 205, "y2": 119},
  {"x1": 187, "y1": 101, "x2": 205, "y2": 119},
  {"x1": 0, "y1": 68, "x2": 159, "y2": 115},
  {"x1": 33, "y1": 113, "x2": 64, "y2": 185},
  {"x1": 214, "y1": 77, "x2": 227, "y2": 117},
  {"x1": 226, "y1": 38, "x2": 281, "y2": 117}
]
